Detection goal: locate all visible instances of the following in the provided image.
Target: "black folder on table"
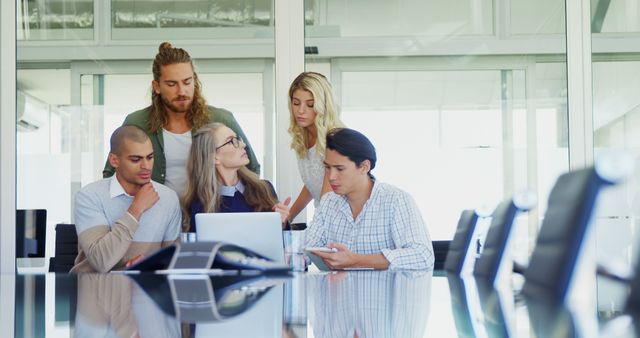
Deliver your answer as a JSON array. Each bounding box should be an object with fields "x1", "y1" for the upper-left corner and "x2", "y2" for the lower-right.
[{"x1": 126, "y1": 241, "x2": 291, "y2": 273}]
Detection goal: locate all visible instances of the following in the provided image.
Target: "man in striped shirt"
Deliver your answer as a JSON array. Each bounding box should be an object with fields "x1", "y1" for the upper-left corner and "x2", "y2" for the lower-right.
[{"x1": 305, "y1": 128, "x2": 434, "y2": 270}]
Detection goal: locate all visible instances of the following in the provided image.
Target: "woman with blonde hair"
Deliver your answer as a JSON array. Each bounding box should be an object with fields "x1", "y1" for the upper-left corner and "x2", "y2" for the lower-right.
[
  {"x1": 287, "y1": 72, "x2": 345, "y2": 221},
  {"x1": 182, "y1": 122, "x2": 290, "y2": 232}
]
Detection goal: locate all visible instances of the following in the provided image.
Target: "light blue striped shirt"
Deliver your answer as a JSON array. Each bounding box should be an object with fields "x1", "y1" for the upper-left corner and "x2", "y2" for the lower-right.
[{"x1": 306, "y1": 181, "x2": 434, "y2": 270}]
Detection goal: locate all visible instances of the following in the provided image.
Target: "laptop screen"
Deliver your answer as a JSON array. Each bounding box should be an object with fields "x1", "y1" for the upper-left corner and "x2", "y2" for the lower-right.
[{"x1": 194, "y1": 212, "x2": 285, "y2": 264}]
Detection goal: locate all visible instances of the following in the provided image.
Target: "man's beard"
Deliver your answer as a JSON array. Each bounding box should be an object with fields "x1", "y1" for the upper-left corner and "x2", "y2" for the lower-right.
[{"x1": 162, "y1": 95, "x2": 192, "y2": 114}]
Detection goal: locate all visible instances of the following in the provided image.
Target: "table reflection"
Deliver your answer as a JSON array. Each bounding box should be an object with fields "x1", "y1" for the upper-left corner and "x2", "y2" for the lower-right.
[
  {"x1": 130, "y1": 273, "x2": 287, "y2": 337},
  {"x1": 16, "y1": 270, "x2": 624, "y2": 338},
  {"x1": 475, "y1": 280, "x2": 511, "y2": 338},
  {"x1": 75, "y1": 273, "x2": 181, "y2": 338},
  {"x1": 446, "y1": 276, "x2": 477, "y2": 337},
  {"x1": 32, "y1": 272, "x2": 289, "y2": 338},
  {"x1": 187, "y1": 276, "x2": 285, "y2": 337},
  {"x1": 446, "y1": 274, "x2": 589, "y2": 338},
  {"x1": 307, "y1": 271, "x2": 432, "y2": 338},
  {"x1": 525, "y1": 297, "x2": 579, "y2": 338}
]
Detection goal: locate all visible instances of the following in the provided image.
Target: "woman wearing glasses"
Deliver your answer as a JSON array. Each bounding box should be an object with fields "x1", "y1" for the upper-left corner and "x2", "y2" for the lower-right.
[
  {"x1": 287, "y1": 72, "x2": 345, "y2": 222},
  {"x1": 182, "y1": 122, "x2": 290, "y2": 232}
]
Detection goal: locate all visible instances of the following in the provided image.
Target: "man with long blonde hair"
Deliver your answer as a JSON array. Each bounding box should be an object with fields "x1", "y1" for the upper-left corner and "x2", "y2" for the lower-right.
[{"x1": 103, "y1": 42, "x2": 259, "y2": 196}]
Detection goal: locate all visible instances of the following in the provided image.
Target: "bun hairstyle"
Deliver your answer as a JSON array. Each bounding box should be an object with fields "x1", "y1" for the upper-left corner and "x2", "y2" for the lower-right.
[
  {"x1": 326, "y1": 128, "x2": 377, "y2": 178},
  {"x1": 148, "y1": 41, "x2": 209, "y2": 133},
  {"x1": 152, "y1": 41, "x2": 193, "y2": 82}
]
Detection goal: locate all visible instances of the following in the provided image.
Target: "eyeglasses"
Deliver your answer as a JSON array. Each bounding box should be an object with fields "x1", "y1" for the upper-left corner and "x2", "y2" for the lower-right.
[{"x1": 216, "y1": 136, "x2": 243, "y2": 150}]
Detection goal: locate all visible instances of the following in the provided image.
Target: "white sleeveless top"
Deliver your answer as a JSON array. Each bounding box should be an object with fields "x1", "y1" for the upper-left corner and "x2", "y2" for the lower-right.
[
  {"x1": 297, "y1": 146, "x2": 325, "y2": 207},
  {"x1": 162, "y1": 129, "x2": 192, "y2": 197}
]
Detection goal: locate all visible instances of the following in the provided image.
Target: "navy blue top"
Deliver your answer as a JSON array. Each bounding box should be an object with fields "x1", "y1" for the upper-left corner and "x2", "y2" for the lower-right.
[{"x1": 189, "y1": 180, "x2": 276, "y2": 232}]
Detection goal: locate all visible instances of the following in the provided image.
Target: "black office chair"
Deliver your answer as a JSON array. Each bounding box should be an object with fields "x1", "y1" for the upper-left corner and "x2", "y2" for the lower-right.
[
  {"x1": 433, "y1": 240, "x2": 451, "y2": 271},
  {"x1": 473, "y1": 193, "x2": 535, "y2": 286},
  {"x1": 16, "y1": 209, "x2": 47, "y2": 258},
  {"x1": 49, "y1": 223, "x2": 78, "y2": 273},
  {"x1": 522, "y1": 166, "x2": 617, "y2": 303},
  {"x1": 444, "y1": 210, "x2": 480, "y2": 274}
]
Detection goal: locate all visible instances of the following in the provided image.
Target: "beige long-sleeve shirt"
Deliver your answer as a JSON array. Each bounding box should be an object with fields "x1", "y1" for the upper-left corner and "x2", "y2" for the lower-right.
[{"x1": 70, "y1": 177, "x2": 181, "y2": 273}]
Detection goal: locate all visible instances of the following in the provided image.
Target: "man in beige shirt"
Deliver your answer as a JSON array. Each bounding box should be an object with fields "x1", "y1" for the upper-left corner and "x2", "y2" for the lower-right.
[{"x1": 71, "y1": 125, "x2": 181, "y2": 273}]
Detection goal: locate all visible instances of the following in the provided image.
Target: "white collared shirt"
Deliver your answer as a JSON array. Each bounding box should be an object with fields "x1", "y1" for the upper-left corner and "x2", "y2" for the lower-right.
[
  {"x1": 219, "y1": 180, "x2": 246, "y2": 197},
  {"x1": 75, "y1": 176, "x2": 181, "y2": 243},
  {"x1": 109, "y1": 173, "x2": 133, "y2": 198}
]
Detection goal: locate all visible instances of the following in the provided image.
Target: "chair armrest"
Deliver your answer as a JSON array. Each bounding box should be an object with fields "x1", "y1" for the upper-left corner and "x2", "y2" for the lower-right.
[
  {"x1": 597, "y1": 260, "x2": 633, "y2": 283},
  {"x1": 513, "y1": 261, "x2": 527, "y2": 274}
]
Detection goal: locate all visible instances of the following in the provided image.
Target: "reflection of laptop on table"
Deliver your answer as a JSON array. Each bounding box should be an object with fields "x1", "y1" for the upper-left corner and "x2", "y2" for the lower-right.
[
  {"x1": 194, "y1": 278, "x2": 284, "y2": 338},
  {"x1": 195, "y1": 212, "x2": 285, "y2": 264},
  {"x1": 130, "y1": 273, "x2": 285, "y2": 328}
]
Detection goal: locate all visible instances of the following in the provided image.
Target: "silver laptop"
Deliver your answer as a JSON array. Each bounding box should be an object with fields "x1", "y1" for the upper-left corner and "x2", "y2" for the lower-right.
[{"x1": 195, "y1": 212, "x2": 285, "y2": 264}]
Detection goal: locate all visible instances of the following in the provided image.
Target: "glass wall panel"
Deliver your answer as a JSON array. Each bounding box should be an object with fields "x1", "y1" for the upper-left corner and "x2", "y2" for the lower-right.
[
  {"x1": 333, "y1": 66, "x2": 568, "y2": 243},
  {"x1": 594, "y1": 1, "x2": 640, "y2": 33},
  {"x1": 305, "y1": 0, "x2": 493, "y2": 37},
  {"x1": 17, "y1": 69, "x2": 72, "y2": 260},
  {"x1": 592, "y1": 59, "x2": 640, "y2": 316},
  {"x1": 510, "y1": 0, "x2": 565, "y2": 35},
  {"x1": 591, "y1": 0, "x2": 640, "y2": 318},
  {"x1": 17, "y1": 0, "x2": 94, "y2": 41},
  {"x1": 16, "y1": 0, "x2": 276, "y2": 272},
  {"x1": 111, "y1": 0, "x2": 274, "y2": 40},
  {"x1": 76, "y1": 72, "x2": 268, "y2": 186},
  {"x1": 304, "y1": 0, "x2": 569, "y2": 250}
]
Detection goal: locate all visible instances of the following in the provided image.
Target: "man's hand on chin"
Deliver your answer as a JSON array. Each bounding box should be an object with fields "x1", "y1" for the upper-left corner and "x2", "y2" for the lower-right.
[{"x1": 128, "y1": 183, "x2": 159, "y2": 221}]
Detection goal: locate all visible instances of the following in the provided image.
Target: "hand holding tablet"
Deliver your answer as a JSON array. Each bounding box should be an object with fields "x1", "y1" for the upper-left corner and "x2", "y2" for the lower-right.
[
  {"x1": 304, "y1": 247, "x2": 337, "y2": 271},
  {"x1": 304, "y1": 246, "x2": 375, "y2": 271}
]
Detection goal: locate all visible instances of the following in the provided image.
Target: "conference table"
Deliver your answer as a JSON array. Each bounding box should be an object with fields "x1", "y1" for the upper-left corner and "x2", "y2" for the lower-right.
[{"x1": 9, "y1": 267, "x2": 640, "y2": 337}]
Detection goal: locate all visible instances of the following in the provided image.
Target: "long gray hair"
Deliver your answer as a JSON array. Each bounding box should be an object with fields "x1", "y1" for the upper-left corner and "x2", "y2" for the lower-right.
[
  {"x1": 182, "y1": 122, "x2": 277, "y2": 231},
  {"x1": 182, "y1": 123, "x2": 223, "y2": 231}
]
